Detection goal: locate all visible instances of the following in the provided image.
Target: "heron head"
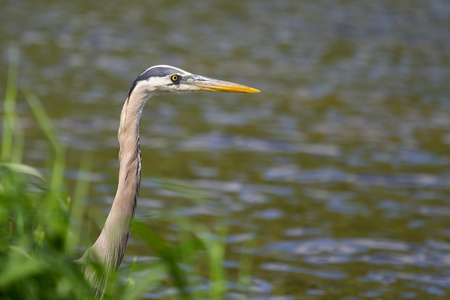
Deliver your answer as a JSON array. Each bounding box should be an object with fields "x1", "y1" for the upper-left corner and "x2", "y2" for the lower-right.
[{"x1": 127, "y1": 65, "x2": 259, "y2": 98}]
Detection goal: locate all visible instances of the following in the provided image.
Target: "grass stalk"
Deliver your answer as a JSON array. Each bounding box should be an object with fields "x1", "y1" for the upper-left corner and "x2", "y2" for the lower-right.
[
  {"x1": 22, "y1": 85, "x2": 66, "y2": 193},
  {"x1": 1, "y1": 45, "x2": 20, "y2": 163}
]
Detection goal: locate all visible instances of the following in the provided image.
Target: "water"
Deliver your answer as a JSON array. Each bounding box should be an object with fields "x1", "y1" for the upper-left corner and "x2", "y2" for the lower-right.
[{"x1": 1, "y1": 0, "x2": 450, "y2": 298}]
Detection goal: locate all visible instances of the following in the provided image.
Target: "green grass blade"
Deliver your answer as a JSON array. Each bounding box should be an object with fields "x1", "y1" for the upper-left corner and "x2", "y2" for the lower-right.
[
  {"x1": 133, "y1": 221, "x2": 192, "y2": 300},
  {"x1": 67, "y1": 154, "x2": 92, "y2": 252},
  {"x1": 22, "y1": 85, "x2": 66, "y2": 192},
  {"x1": 1, "y1": 45, "x2": 20, "y2": 162},
  {"x1": 0, "y1": 163, "x2": 44, "y2": 180}
]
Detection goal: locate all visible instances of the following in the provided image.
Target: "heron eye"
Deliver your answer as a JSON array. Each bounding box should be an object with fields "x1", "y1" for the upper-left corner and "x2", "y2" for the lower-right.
[{"x1": 171, "y1": 75, "x2": 180, "y2": 83}]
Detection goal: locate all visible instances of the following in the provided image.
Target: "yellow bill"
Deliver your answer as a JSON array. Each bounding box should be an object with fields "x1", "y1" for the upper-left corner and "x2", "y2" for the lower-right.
[{"x1": 187, "y1": 75, "x2": 260, "y2": 93}]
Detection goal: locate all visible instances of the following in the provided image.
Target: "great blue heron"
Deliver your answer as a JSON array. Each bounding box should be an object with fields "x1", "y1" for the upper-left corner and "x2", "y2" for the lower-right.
[{"x1": 79, "y1": 65, "x2": 259, "y2": 296}]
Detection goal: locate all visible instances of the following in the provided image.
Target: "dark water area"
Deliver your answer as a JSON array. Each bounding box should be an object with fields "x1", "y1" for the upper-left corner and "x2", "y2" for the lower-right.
[{"x1": 1, "y1": 0, "x2": 450, "y2": 299}]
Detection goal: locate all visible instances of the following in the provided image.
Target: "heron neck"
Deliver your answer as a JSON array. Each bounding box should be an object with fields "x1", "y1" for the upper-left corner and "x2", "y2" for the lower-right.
[{"x1": 91, "y1": 92, "x2": 149, "y2": 271}]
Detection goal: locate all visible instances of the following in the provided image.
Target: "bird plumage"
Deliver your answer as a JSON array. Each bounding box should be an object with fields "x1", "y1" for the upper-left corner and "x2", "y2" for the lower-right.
[{"x1": 80, "y1": 65, "x2": 259, "y2": 297}]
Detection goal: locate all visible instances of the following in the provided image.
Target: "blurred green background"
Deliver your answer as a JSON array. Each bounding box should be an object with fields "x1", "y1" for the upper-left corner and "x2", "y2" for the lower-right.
[{"x1": 1, "y1": 0, "x2": 450, "y2": 299}]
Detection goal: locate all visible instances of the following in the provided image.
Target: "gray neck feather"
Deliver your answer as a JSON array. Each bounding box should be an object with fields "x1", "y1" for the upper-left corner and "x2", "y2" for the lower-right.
[{"x1": 82, "y1": 86, "x2": 150, "y2": 293}]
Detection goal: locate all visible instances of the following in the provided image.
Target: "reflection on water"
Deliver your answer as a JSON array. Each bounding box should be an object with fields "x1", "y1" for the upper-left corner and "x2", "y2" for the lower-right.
[{"x1": 2, "y1": 0, "x2": 450, "y2": 298}]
